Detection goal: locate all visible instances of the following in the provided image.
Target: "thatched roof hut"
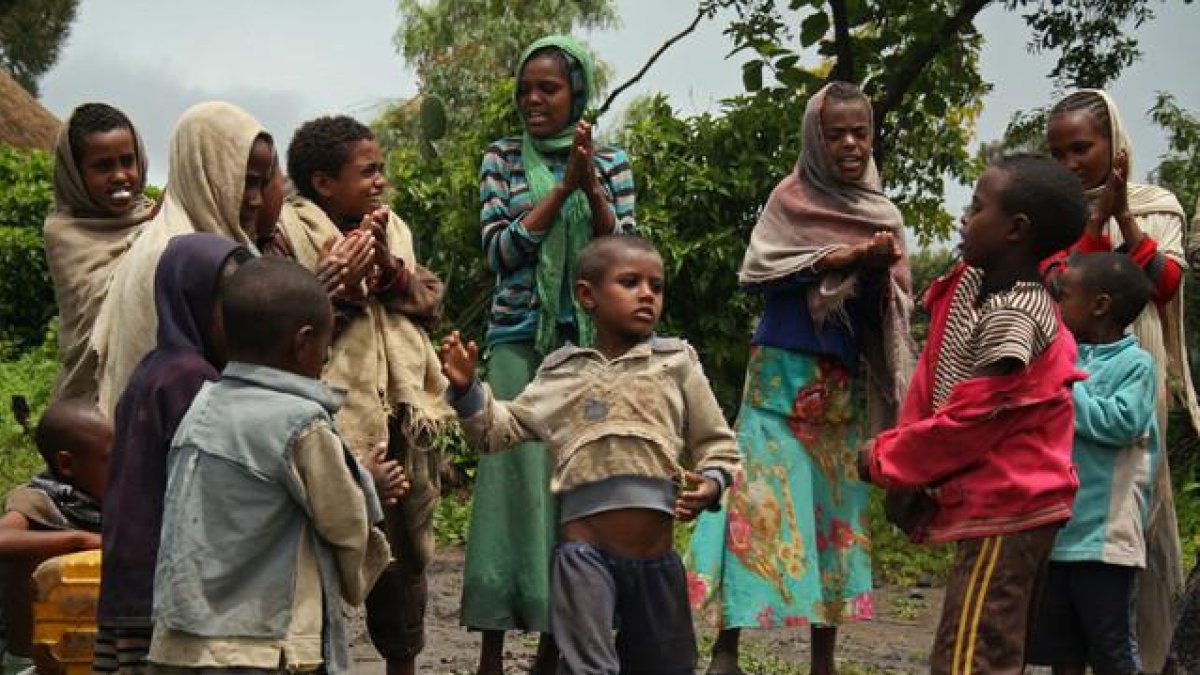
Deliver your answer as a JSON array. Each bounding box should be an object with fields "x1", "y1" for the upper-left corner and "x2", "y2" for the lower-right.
[{"x1": 0, "y1": 68, "x2": 60, "y2": 151}]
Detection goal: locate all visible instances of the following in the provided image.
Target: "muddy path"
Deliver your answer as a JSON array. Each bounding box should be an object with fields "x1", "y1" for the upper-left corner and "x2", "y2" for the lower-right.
[{"x1": 349, "y1": 547, "x2": 940, "y2": 674}]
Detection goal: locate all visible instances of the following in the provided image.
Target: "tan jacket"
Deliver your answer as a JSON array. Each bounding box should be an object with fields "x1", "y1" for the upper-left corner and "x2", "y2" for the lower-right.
[{"x1": 453, "y1": 337, "x2": 741, "y2": 494}]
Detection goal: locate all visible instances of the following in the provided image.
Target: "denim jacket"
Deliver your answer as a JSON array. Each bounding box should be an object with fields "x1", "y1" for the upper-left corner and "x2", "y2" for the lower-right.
[{"x1": 151, "y1": 362, "x2": 389, "y2": 674}]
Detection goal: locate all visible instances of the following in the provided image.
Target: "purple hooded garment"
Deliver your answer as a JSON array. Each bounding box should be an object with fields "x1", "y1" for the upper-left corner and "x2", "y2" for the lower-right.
[{"x1": 97, "y1": 233, "x2": 249, "y2": 627}]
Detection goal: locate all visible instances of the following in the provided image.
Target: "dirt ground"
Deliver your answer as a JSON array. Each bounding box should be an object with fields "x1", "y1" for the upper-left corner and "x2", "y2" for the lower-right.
[{"x1": 349, "y1": 547, "x2": 941, "y2": 674}]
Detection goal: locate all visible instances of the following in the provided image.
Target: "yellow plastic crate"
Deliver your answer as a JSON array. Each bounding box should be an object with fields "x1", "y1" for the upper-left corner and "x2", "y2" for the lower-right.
[{"x1": 30, "y1": 549, "x2": 101, "y2": 675}]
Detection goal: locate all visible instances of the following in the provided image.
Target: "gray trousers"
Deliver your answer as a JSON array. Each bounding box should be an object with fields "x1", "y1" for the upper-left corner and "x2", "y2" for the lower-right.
[{"x1": 551, "y1": 541, "x2": 696, "y2": 675}]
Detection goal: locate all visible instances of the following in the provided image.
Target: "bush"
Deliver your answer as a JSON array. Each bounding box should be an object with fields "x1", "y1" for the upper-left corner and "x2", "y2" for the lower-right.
[
  {"x1": 0, "y1": 323, "x2": 59, "y2": 497},
  {"x1": 0, "y1": 145, "x2": 53, "y2": 231},
  {"x1": 0, "y1": 226, "x2": 55, "y2": 349}
]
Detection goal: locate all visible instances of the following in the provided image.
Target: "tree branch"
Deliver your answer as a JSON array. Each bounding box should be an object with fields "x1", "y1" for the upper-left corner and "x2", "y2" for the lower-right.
[
  {"x1": 829, "y1": 0, "x2": 854, "y2": 82},
  {"x1": 594, "y1": 8, "x2": 708, "y2": 119},
  {"x1": 871, "y1": 0, "x2": 993, "y2": 163}
]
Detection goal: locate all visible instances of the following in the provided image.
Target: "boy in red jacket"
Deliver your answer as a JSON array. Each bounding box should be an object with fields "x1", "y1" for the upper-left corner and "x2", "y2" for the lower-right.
[{"x1": 861, "y1": 154, "x2": 1087, "y2": 674}]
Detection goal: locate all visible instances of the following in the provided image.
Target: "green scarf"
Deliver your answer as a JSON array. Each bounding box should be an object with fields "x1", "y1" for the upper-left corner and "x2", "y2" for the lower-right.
[{"x1": 517, "y1": 35, "x2": 597, "y2": 354}]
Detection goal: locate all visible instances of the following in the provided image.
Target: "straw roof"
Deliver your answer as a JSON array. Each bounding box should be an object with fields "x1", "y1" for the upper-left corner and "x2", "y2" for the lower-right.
[{"x1": 0, "y1": 68, "x2": 60, "y2": 151}]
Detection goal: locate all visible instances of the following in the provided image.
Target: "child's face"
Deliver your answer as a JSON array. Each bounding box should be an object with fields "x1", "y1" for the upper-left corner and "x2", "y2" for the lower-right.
[
  {"x1": 959, "y1": 167, "x2": 1020, "y2": 269},
  {"x1": 315, "y1": 138, "x2": 387, "y2": 223},
  {"x1": 1047, "y1": 111, "x2": 1111, "y2": 190},
  {"x1": 79, "y1": 127, "x2": 140, "y2": 217},
  {"x1": 579, "y1": 250, "x2": 665, "y2": 346},
  {"x1": 518, "y1": 52, "x2": 573, "y2": 139},
  {"x1": 240, "y1": 138, "x2": 277, "y2": 240},
  {"x1": 56, "y1": 417, "x2": 112, "y2": 503},
  {"x1": 820, "y1": 98, "x2": 872, "y2": 182},
  {"x1": 1056, "y1": 266, "x2": 1104, "y2": 341}
]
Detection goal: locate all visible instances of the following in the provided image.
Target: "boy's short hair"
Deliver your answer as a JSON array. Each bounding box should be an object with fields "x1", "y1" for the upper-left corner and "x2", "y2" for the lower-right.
[
  {"x1": 34, "y1": 400, "x2": 107, "y2": 477},
  {"x1": 1068, "y1": 252, "x2": 1152, "y2": 328},
  {"x1": 67, "y1": 103, "x2": 135, "y2": 167},
  {"x1": 992, "y1": 153, "x2": 1088, "y2": 260},
  {"x1": 575, "y1": 235, "x2": 661, "y2": 284},
  {"x1": 221, "y1": 257, "x2": 332, "y2": 361},
  {"x1": 287, "y1": 115, "x2": 375, "y2": 201}
]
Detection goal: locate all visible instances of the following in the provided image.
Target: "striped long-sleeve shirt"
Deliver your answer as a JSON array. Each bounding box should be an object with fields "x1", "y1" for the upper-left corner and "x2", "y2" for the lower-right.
[{"x1": 480, "y1": 136, "x2": 635, "y2": 347}]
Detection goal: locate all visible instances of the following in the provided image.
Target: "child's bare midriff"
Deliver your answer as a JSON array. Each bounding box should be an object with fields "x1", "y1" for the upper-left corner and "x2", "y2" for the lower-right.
[{"x1": 560, "y1": 508, "x2": 674, "y2": 559}]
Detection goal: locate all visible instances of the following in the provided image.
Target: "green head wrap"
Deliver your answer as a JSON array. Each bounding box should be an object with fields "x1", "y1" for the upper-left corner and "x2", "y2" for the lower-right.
[{"x1": 516, "y1": 35, "x2": 597, "y2": 353}]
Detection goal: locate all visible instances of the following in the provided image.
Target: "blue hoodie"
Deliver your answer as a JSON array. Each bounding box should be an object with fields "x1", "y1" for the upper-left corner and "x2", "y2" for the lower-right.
[{"x1": 1052, "y1": 333, "x2": 1158, "y2": 567}]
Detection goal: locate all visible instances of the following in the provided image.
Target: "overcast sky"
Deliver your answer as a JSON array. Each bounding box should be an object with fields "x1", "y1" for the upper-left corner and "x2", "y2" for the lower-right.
[{"x1": 36, "y1": 1, "x2": 1199, "y2": 228}]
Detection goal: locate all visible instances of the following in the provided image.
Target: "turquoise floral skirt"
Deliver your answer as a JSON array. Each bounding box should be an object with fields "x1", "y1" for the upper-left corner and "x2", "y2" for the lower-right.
[{"x1": 688, "y1": 346, "x2": 873, "y2": 629}]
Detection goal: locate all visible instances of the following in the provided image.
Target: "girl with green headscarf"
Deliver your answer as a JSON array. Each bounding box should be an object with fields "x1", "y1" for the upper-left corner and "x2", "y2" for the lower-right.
[{"x1": 464, "y1": 34, "x2": 636, "y2": 675}]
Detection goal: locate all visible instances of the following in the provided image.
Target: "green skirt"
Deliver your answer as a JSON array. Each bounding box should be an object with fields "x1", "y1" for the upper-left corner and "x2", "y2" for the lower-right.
[{"x1": 459, "y1": 341, "x2": 557, "y2": 632}]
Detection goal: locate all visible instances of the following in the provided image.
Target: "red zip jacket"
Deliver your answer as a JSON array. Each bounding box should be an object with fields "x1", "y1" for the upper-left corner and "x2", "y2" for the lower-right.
[{"x1": 865, "y1": 265, "x2": 1082, "y2": 543}]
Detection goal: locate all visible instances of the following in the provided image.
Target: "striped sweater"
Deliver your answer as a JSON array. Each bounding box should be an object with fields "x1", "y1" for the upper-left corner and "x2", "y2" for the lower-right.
[{"x1": 479, "y1": 136, "x2": 635, "y2": 347}]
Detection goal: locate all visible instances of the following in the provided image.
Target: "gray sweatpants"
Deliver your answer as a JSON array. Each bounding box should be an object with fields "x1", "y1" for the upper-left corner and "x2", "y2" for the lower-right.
[{"x1": 551, "y1": 541, "x2": 696, "y2": 675}]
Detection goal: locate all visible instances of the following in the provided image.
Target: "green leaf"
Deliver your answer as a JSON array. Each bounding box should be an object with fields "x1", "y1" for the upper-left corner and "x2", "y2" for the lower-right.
[
  {"x1": 800, "y1": 11, "x2": 830, "y2": 48},
  {"x1": 777, "y1": 67, "x2": 818, "y2": 91},
  {"x1": 742, "y1": 59, "x2": 764, "y2": 91}
]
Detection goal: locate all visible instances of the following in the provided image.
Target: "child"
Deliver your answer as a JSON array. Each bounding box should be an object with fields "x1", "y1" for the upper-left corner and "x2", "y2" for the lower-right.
[
  {"x1": 92, "y1": 101, "x2": 278, "y2": 416},
  {"x1": 860, "y1": 154, "x2": 1087, "y2": 674},
  {"x1": 1027, "y1": 252, "x2": 1157, "y2": 675},
  {"x1": 43, "y1": 103, "x2": 156, "y2": 404},
  {"x1": 1, "y1": 400, "x2": 109, "y2": 664},
  {"x1": 440, "y1": 235, "x2": 741, "y2": 675},
  {"x1": 267, "y1": 115, "x2": 450, "y2": 675},
  {"x1": 94, "y1": 233, "x2": 252, "y2": 675},
  {"x1": 147, "y1": 257, "x2": 395, "y2": 675}
]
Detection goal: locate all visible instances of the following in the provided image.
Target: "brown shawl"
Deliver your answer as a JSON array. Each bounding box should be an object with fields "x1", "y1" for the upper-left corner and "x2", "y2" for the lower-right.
[
  {"x1": 91, "y1": 102, "x2": 260, "y2": 415},
  {"x1": 274, "y1": 195, "x2": 452, "y2": 458},
  {"x1": 739, "y1": 83, "x2": 914, "y2": 432},
  {"x1": 43, "y1": 108, "x2": 156, "y2": 403}
]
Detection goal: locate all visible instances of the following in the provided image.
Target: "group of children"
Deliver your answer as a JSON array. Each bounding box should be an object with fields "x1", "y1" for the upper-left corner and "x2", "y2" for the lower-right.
[{"x1": 0, "y1": 43, "x2": 1196, "y2": 675}]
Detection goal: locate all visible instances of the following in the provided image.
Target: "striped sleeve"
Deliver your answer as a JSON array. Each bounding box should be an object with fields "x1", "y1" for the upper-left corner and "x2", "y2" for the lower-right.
[
  {"x1": 974, "y1": 286, "x2": 1056, "y2": 371},
  {"x1": 598, "y1": 146, "x2": 636, "y2": 234},
  {"x1": 480, "y1": 143, "x2": 545, "y2": 275}
]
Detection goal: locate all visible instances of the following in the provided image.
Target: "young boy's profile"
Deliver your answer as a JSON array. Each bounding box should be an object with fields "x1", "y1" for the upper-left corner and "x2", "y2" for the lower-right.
[
  {"x1": 147, "y1": 257, "x2": 398, "y2": 675},
  {"x1": 1028, "y1": 252, "x2": 1157, "y2": 675},
  {"x1": 440, "y1": 235, "x2": 741, "y2": 675},
  {"x1": 267, "y1": 115, "x2": 451, "y2": 674},
  {"x1": 861, "y1": 154, "x2": 1087, "y2": 674},
  {"x1": 1, "y1": 400, "x2": 110, "y2": 661}
]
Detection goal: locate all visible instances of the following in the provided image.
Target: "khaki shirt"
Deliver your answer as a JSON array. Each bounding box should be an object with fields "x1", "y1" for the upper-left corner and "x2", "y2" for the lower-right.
[{"x1": 453, "y1": 337, "x2": 741, "y2": 494}]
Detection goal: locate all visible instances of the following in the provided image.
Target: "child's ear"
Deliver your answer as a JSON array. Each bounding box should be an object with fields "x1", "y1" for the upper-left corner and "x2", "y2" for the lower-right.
[
  {"x1": 1007, "y1": 212, "x2": 1032, "y2": 243},
  {"x1": 54, "y1": 450, "x2": 74, "y2": 480},
  {"x1": 311, "y1": 171, "x2": 336, "y2": 201},
  {"x1": 1092, "y1": 292, "x2": 1113, "y2": 317},
  {"x1": 575, "y1": 279, "x2": 597, "y2": 313}
]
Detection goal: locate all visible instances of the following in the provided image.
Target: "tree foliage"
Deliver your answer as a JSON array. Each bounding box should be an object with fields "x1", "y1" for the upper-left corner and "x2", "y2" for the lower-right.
[
  {"x1": 1149, "y1": 92, "x2": 1200, "y2": 214},
  {"x1": 0, "y1": 145, "x2": 54, "y2": 349},
  {"x1": 389, "y1": 0, "x2": 618, "y2": 133},
  {"x1": 705, "y1": 0, "x2": 1183, "y2": 240},
  {"x1": 0, "y1": 0, "x2": 78, "y2": 95}
]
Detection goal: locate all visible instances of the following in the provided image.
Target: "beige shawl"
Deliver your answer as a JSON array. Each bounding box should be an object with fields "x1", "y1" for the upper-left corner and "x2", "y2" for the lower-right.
[
  {"x1": 1066, "y1": 88, "x2": 1191, "y2": 670},
  {"x1": 740, "y1": 83, "x2": 914, "y2": 432},
  {"x1": 91, "y1": 101, "x2": 260, "y2": 415},
  {"x1": 275, "y1": 195, "x2": 452, "y2": 458},
  {"x1": 43, "y1": 108, "x2": 156, "y2": 403}
]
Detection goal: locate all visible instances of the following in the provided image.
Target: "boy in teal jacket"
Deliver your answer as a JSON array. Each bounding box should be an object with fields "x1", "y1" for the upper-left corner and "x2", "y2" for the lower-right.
[{"x1": 1029, "y1": 252, "x2": 1158, "y2": 675}]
